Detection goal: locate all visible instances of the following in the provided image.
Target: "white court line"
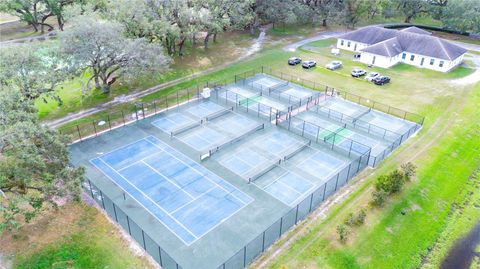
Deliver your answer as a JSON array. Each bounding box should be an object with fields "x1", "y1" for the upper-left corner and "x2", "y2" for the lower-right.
[
  {"x1": 220, "y1": 154, "x2": 255, "y2": 179},
  {"x1": 141, "y1": 161, "x2": 196, "y2": 200},
  {"x1": 146, "y1": 137, "x2": 252, "y2": 203},
  {"x1": 92, "y1": 158, "x2": 199, "y2": 244},
  {"x1": 146, "y1": 138, "x2": 255, "y2": 240},
  {"x1": 169, "y1": 186, "x2": 218, "y2": 215},
  {"x1": 93, "y1": 136, "x2": 254, "y2": 245}
]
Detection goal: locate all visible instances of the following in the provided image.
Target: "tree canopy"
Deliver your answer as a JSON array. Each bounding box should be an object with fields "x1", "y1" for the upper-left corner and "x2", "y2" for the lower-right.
[
  {"x1": 0, "y1": 89, "x2": 84, "y2": 232},
  {"x1": 60, "y1": 16, "x2": 170, "y2": 94}
]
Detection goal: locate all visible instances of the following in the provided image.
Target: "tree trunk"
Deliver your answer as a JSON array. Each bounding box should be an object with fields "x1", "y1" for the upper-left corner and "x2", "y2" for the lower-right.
[
  {"x1": 57, "y1": 16, "x2": 64, "y2": 31},
  {"x1": 101, "y1": 77, "x2": 110, "y2": 94},
  {"x1": 94, "y1": 76, "x2": 101, "y2": 89},
  {"x1": 178, "y1": 38, "x2": 186, "y2": 56},
  {"x1": 204, "y1": 33, "x2": 211, "y2": 49},
  {"x1": 101, "y1": 84, "x2": 110, "y2": 94},
  {"x1": 405, "y1": 15, "x2": 414, "y2": 23},
  {"x1": 322, "y1": 19, "x2": 327, "y2": 27},
  {"x1": 192, "y1": 33, "x2": 196, "y2": 45},
  {"x1": 213, "y1": 33, "x2": 217, "y2": 43}
]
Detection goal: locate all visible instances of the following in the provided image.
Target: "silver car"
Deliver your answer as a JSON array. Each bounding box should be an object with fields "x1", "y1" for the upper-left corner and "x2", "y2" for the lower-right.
[
  {"x1": 365, "y1": 72, "x2": 380, "y2": 82},
  {"x1": 325, "y1": 61, "x2": 342, "y2": 70}
]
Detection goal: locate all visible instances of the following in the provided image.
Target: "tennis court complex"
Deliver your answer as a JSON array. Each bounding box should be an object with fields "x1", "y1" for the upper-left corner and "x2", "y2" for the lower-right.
[{"x1": 69, "y1": 72, "x2": 422, "y2": 269}]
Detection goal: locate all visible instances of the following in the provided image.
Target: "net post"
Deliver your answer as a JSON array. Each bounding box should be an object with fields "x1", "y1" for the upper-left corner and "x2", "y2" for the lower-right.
[{"x1": 107, "y1": 115, "x2": 112, "y2": 130}]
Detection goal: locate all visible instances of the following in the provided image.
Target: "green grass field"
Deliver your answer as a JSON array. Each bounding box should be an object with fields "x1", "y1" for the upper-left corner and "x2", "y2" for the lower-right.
[
  {"x1": 1, "y1": 204, "x2": 153, "y2": 269},
  {"x1": 260, "y1": 83, "x2": 480, "y2": 269}
]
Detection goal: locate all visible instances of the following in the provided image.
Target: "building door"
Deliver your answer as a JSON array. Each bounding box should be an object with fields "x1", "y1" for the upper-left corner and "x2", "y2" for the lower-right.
[
  {"x1": 354, "y1": 43, "x2": 357, "y2": 51},
  {"x1": 372, "y1": 56, "x2": 376, "y2": 65},
  {"x1": 420, "y1": 57, "x2": 425, "y2": 66}
]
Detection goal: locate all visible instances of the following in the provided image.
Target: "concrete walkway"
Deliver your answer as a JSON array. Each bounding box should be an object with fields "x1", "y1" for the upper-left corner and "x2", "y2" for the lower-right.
[{"x1": 283, "y1": 31, "x2": 344, "y2": 52}]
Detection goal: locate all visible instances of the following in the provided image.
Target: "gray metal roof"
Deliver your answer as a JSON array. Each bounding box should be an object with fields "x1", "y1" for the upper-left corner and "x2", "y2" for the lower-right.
[
  {"x1": 400, "y1": 26, "x2": 431, "y2": 35},
  {"x1": 338, "y1": 26, "x2": 398, "y2": 45},
  {"x1": 341, "y1": 26, "x2": 467, "y2": 60},
  {"x1": 361, "y1": 37, "x2": 403, "y2": 57}
]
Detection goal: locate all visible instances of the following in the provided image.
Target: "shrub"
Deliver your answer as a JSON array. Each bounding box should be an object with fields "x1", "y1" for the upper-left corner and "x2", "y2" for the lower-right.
[
  {"x1": 372, "y1": 189, "x2": 388, "y2": 207},
  {"x1": 337, "y1": 224, "x2": 349, "y2": 243},
  {"x1": 355, "y1": 209, "x2": 367, "y2": 225},
  {"x1": 401, "y1": 162, "x2": 417, "y2": 181},
  {"x1": 344, "y1": 212, "x2": 355, "y2": 226},
  {"x1": 375, "y1": 169, "x2": 406, "y2": 194},
  {"x1": 388, "y1": 169, "x2": 406, "y2": 193}
]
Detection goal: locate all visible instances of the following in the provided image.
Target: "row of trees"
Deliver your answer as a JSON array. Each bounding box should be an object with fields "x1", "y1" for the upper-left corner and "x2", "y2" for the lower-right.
[{"x1": 3, "y1": 1, "x2": 478, "y2": 56}]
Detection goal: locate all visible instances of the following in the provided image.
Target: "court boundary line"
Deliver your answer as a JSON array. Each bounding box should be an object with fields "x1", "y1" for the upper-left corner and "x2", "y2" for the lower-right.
[
  {"x1": 145, "y1": 136, "x2": 253, "y2": 203},
  {"x1": 91, "y1": 136, "x2": 253, "y2": 246},
  {"x1": 91, "y1": 158, "x2": 199, "y2": 245},
  {"x1": 256, "y1": 169, "x2": 316, "y2": 207}
]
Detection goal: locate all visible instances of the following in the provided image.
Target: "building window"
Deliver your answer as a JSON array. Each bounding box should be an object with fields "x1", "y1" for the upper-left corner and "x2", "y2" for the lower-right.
[
  {"x1": 439, "y1": 61, "x2": 444, "y2": 67},
  {"x1": 347, "y1": 41, "x2": 351, "y2": 47},
  {"x1": 402, "y1": 53, "x2": 406, "y2": 60},
  {"x1": 430, "y1": 59, "x2": 434, "y2": 65},
  {"x1": 410, "y1": 55, "x2": 415, "y2": 61},
  {"x1": 341, "y1": 40, "x2": 344, "y2": 46}
]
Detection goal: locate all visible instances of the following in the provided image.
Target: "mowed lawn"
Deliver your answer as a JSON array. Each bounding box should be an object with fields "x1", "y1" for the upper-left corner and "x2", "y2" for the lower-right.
[{"x1": 0, "y1": 204, "x2": 154, "y2": 269}]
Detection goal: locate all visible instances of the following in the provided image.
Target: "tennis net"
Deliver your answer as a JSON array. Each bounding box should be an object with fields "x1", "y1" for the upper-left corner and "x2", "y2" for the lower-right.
[
  {"x1": 247, "y1": 159, "x2": 281, "y2": 183},
  {"x1": 282, "y1": 140, "x2": 311, "y2": 161},
  {"x1": 268, "y1": 81, "x2": 289, "y2": 94},
  {"x1": 207, "y1": 123, "x2": 265, "y2": 157},
  {"x1": 205, "y1": 107, "x2": 233, "y2": 122},
  {"x1": 170, "y1": 120, "x2": 202, "y2": 137}
]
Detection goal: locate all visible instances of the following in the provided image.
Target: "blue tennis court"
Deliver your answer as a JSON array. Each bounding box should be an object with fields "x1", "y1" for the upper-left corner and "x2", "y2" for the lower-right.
[
  {"x1": 90, "y1": 135, "x2": 253, "y2": 245},
  {"x1": 253, "y1": 167, "x2": 315, "y2": 206}
]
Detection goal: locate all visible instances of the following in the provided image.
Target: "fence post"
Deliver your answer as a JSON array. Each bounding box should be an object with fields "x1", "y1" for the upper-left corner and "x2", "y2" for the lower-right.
[
  {"x1": 158, "y1": 247, "x2": 163, "y2": 267},
  {"x1": 76, "y1": 125, "x2": 82, "y2": 141},
  {"x1": 322, "y1": 182, "x2": 327, "y2": 201},
  {"x1": 141, "y1": 103, "x2": 145, "y2": 119},
  {"x1": 107, "y1": 115, "x2": 112, "y2": 130},
  {"x1": 279, "y1": 217, "x2": 283, "y2": 237},
  {"x1": 134, "y1": 105, "x2": 139, "y2": 121},
  {"x1": 334, "y1": 174, "x2": 339, "y2": 191},
  {"x1": 99, "y1": 190, "x2": 105, "y2": 209},
  {"x1": 113, "y1": 203, "x2": 118, "y2": 222},
  {"x1": 121, "y1": 110, "x2": 126, "y2": 126},
  {"x1": 88, "y1": 180, "x2": 94, "y2": 198},
  {"x1": 92, "y1": 121, "x2": 97, "y2": 136},
  {"x1": 295, "y1": 204, "x2": 299, "y2": 223},
  {"x1": 243, "y1": 246, "x2": 247, "y2": 267},
  {"x1": 141, "y1": 230, "x2": 146, "y2": 249},
  {"x1": 261, "y1": 231, "x2": 266, "y2": 252}
]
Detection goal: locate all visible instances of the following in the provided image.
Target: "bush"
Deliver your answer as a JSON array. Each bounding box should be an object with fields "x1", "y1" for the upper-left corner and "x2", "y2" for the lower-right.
[
  {"x1": 344, "y1": 212, "x2": 355, "y2": 226},
  {"x1": 355, "y1": 209, "x2": 367, "y2": 225},
  {"x1": 401, "y1": 162, "x2": 417, "y2": 181},
  {"x1": 337, "y1": 224, "x2": 349, "y2": 243},
  {"x1": 375, "y1": 169, "x2": 406, "y2": 194},
  {"x1": 372, "y1": 189, "x2": 388, "y2": 207}
]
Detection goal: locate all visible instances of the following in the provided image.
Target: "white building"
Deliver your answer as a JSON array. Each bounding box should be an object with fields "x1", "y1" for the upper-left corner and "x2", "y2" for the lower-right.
[{"x1": 337, "y1": 26, "x2": 467, "y2": 72}]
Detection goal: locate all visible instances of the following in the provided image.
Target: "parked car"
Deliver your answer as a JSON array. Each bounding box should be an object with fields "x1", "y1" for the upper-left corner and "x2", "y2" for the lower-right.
[
  {"x1": 302, "y1": 60, "x2": 317, "y2": 69},
  {"x1": 365, "y1": 72, "x2": 380, "y2": 82},
  {"x1": 288, "y1": 57, "x2": 302, "y2": 65},
  {"x1": 373, "y1": 76, "x2": 391, "y2": 85},
  {"x1": 351, "y1": 68, "x2": 366, "y2": 77},
  {"x1": 325, "y1": 60, "x2": 342, "y2": 70}
]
